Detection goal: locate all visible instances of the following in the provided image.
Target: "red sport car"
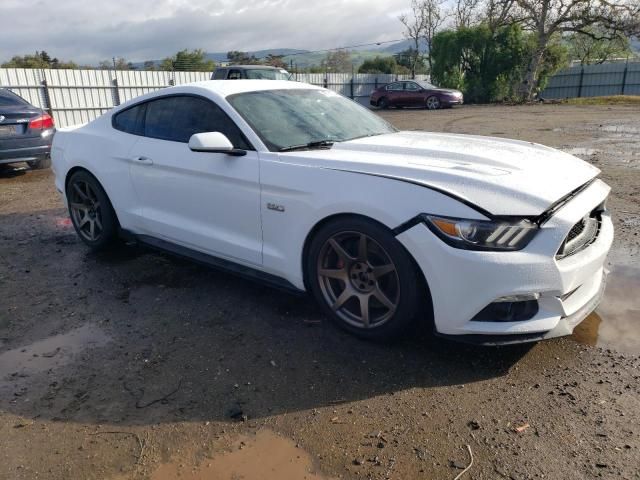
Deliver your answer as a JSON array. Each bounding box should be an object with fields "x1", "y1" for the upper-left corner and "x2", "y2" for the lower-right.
[{"x1": 370, "y1": 80, "x2": 463, "y2": 110}]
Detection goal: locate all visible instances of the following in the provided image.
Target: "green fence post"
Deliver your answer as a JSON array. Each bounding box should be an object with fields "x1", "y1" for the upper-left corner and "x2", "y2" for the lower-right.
[
  {"x1": 577, "y1": 66, "x2": 585, "y2": 98},
  {"x1": 621, "y1": 60, "x2": 628, "y2": 95}
]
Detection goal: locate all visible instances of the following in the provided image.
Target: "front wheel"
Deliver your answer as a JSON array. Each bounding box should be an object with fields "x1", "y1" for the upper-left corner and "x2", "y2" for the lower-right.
[
  {"x1": 377, "y1": 97, "x2": 389, "y2": 109},
  {"x1": 66, "y1": 170, "x2": 119, "y2": 250},
  {"x1": 306, "y1": 217, "x2": 421, "y2": 340},
  {"x1": 426, "y1": 96, "x2": 441, "y2": 110}
]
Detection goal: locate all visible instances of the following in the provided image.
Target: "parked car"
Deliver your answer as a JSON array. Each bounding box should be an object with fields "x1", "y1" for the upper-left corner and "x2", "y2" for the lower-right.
[
  {"x1": 370, "y1": 80, "x2": 463, "y2": 110},
  {"x1": 212, "y1": 65, "x2": 291, "y2": 80},
  {"x1": 51, "y1": 81, "x2": 611, "y2": 344},
  {"x1": 0, "y1": 88, "x2": 55, "y2": 169}
]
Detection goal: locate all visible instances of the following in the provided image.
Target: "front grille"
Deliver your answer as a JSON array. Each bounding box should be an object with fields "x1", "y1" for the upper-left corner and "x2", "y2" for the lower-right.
[{"x1": 556, "y1": 209, "x2": 602, "y2": 260}]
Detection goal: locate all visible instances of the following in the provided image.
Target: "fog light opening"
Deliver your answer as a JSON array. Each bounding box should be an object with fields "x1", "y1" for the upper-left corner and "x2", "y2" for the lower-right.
[{"x1": 471, "y1": 295, "x2": 540, "y2": 322}]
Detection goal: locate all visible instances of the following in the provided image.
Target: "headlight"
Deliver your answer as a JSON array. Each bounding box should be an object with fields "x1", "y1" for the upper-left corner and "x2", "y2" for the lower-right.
[{"x1": 422, "y1": 215, "x2": 538, "y2": 251}]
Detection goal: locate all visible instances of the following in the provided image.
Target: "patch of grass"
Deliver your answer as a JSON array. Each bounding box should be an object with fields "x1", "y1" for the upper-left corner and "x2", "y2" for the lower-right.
[{"x1": 566, "y1": 95, "x2": 640, "y2": 105}]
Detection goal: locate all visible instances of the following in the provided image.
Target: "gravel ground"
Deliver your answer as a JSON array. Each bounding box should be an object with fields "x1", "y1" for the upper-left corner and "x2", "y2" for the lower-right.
[{"x1": 0, "y1": 104, "x2": 639, "y2": 480}]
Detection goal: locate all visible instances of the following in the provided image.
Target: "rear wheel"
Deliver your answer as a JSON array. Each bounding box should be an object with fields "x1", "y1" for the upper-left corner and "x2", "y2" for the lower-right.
[
  {"x1": 378, "y1": 97, "x2": 389, "y2": 109},
  {"x1": 66, "y1": 170, "x2": 119, "y2": 250},
  {"x1": 28, "y1": 156, "x2": 51, "y2": 170},
  {"x1": 426, "y1": 96, "x2": 441, "y2": 110},
  {"x1": 307, "y1": 217, "x2": 421, "y2": 340}
]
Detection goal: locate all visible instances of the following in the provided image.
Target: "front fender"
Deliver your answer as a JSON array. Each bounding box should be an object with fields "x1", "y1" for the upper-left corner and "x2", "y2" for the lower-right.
[{"x1": 259, "y1": 156, "x2": 486, "y2": 289}]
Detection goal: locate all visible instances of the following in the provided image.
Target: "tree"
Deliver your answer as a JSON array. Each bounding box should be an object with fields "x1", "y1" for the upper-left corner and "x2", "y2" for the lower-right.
[
  {"x1": 395, "y1": 48, "x2": 428, "y2": 73},
  {"x1": 399, "y1": 0, "x2": 428, "y2": 76},
  {"x1": 399, "y1": 0, "x2": 448, "y2": 75},
  {"x1": 2, "y1": 51, "x2": 77, "y2": 69},
  {"x1": 143, "y1": 61, "x2": 156, "y2": 71},
  {"x1": 568, "y1": 28, "x2": 631, "y2": 64},
  {"x1": 358, "y1": 56, "x2": 398, "y2": 73},
  {"x1": 423, "y1": 0, "x2": 448, "y2": 72},
  {"x1": 264, "y1": 54, "x2": 287, "y2": 69},
  {"x1": 454, "y1": 0, "x2": 481, "y2": 28},
  {"x1": 495, "y1": 0, "x2": 640, "y2": 99},
  {"x1": 161, "y1": 49, "x2": 216, "y2": 71},
  {"x1": 322, "y1": 49, "x2": 352, "y2": 72},
  {"x1": 99, "y1": 57, "x2": 134, "y2": 70},
  {"x1": 431, "y1": 23, "x2": 566, "y2": 102},
  {"x1": 226, "y1": 51, "x2": 259, "y2": 64}
]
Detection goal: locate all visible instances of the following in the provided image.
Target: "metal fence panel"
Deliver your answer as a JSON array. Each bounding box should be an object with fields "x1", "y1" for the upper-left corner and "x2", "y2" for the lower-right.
[
  {"x1": 0, "y1": 68, "x2": 434, "y2": 127},
  {"x1": 541, "y1": 61, "x2": 640, "y2": 99},
  {"x1": 0, "y1": 68, "x2": 46, "y2": 109}
]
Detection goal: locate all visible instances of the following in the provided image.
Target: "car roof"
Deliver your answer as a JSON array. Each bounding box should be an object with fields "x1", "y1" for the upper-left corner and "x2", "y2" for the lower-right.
[
  {"x1": 110, "y1": 80, "x2": 322, "y2": 112},
  {"x1": 182, "y1": 79, "x2": 318, "y2": 96},
  {"x1": 219, "y1": 65, "x2": 285, "y2": 70}
]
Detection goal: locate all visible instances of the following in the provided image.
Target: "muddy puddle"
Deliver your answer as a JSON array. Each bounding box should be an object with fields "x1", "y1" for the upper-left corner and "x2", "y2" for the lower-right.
[
  {"x1": 0, "y1": 324, "x2": 110, "y2": 380},
  {"x1": 132, "y1": 430, "x2": 333, "y2": 480},
  {"x1": 572, "y1": 265, "x2": 640, "y2": 355}
]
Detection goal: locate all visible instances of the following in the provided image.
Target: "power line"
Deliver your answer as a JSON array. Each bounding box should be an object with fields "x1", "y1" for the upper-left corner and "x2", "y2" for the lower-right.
[{"x1": 283, "y1": 39, "x2": 407, "y2": 56}]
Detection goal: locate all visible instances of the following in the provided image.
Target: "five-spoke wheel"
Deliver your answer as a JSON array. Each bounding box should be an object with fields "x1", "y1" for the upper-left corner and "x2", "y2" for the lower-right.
[
  {"x1": 426, "y1": 96, "x2": 441, "y2": 110},
  {"x1": 307, "y1": 216, "x2": 421, "y2": 339}
]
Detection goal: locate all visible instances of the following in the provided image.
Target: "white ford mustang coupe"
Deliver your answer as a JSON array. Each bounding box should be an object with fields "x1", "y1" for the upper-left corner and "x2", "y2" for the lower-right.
[{"x1": 51, "y1": 80, "x2": 613, "y2": 344}]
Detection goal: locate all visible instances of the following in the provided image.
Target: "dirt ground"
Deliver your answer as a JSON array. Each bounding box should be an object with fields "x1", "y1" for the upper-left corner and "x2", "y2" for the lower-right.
[{"x1": 1, "y1": 104, "x2": 639, "y2": 480}]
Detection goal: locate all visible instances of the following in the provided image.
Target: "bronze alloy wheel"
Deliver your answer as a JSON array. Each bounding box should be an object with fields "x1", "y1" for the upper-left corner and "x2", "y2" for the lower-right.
[
  {"x1": 68, "y1": 179, "x2": 104, "y2": 242},
  {"x1": 317, "y1": 231, "x2": 400, "y2": 329}
]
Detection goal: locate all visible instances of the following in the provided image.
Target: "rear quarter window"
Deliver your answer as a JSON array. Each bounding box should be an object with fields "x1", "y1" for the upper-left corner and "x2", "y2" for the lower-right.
[
  {"x1": 213, "y1": 69, "x2": 227, "y2": 80},
  {"x1": 0, "y1": 89, "x2": 29, "y2": 107},
  {"x1": 112, "y1": 104, "x2": 146, "y2": 135}
]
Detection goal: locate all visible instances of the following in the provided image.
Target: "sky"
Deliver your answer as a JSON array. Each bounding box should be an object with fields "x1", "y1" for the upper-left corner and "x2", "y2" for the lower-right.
[{"x1": 0, "y1": 0, "x2": 410, "y2": 64}]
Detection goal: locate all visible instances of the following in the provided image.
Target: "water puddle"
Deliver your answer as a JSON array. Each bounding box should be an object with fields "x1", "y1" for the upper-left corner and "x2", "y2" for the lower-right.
[
  {"x1": 0, "y1": 324, "x2": 110, "y2": 379},
  {"x1": 600, "y1": 125, "x2": 640, "y2": 136},
  {"x1": 145, "y1": 429, "x2": 333, "y2": 480},
  {"x1": 563, "y1": 147, "x2": 599, "y2": 157},
  {"x1": 572, "y1": 266, "x2": 640, "y2": 355}
]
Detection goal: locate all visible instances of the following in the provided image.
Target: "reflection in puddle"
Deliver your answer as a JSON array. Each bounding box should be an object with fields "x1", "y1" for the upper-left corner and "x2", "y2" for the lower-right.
[
  {"x1": 572, "y1": 266, "x2": 640, "y2": 354},
  {"x1": 144, "y1": 430, "x2": 333, "y2": 480},
  {"x1": 0, "y1": 324, "x2": 110, "y2": 379}
]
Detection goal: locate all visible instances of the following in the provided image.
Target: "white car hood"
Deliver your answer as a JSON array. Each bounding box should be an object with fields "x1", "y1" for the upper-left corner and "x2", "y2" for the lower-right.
[{"x1": 280, "y1": 131, "x2": 600, "y2": 217}]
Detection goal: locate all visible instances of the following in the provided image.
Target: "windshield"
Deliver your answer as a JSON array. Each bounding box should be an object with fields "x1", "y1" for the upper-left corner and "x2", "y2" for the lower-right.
[
  {"x1": 416, "y1": 80, "x2": 437, "y2": 89},
  {"x1": 227, "y1": 89, "x2": 396, "y2": 151},
  {"x1": 244, "y1": 69, "x2": 291, "y2": 80}
]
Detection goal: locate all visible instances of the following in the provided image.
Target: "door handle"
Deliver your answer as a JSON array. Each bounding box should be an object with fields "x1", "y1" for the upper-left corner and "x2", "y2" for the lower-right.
[{"x1": 133, "y1": 156, "x2": 153, "y2": 165}]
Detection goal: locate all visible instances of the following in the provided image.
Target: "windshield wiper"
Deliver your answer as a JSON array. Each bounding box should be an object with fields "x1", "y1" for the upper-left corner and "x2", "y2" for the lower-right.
[{"x1": 278, "y1": 140, "x2": 335, "y2": 152}]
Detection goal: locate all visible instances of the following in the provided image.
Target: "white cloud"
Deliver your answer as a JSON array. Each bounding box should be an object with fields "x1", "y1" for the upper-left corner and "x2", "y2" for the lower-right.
[{"x1": 0, "y1": 0, "x2": 410, "y2": 64}]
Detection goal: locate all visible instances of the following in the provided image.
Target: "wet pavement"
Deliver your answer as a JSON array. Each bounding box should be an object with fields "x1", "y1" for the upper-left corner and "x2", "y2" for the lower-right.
[
  {"x1": 2, "y1": 104, "x2": 640, "y2": 480},
  {"x1": 572, "y1": 265, "x2": 640, "y2": 354},
  {"x1": 126, "y1": 429, "x2": 334, "y2": 480}
]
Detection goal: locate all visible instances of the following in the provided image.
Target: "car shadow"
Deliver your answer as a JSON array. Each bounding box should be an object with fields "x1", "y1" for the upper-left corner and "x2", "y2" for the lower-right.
[
  {"x1": 0, "y1": 210, "x2": 533, "y2": 427},
  {"x1": 0, "y1": 163, "x2": 29, "y2": 178}
]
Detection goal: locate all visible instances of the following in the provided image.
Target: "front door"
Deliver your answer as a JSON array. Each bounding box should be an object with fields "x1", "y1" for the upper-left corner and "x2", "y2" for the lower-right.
[{"x1": 128, "y1": 95, "x2": 262, "y2": 265}]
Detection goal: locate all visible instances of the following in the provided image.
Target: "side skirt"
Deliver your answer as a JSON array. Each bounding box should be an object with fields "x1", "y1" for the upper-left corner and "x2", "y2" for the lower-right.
[{"x1": 120, "y1": 230, "x2": 305, "y2": 296}]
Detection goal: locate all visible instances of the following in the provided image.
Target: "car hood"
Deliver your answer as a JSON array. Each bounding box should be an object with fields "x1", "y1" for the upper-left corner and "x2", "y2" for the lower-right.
[
  {"x1": 432, "y1": 88, "x2": 460, "y2": 95},
  {"x1": 278, "y1": 131, "x2": 600, "y2": 217}
]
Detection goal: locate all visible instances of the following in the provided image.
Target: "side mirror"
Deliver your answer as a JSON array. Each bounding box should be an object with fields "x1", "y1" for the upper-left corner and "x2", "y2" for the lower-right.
[{"x1": 188, "y1": 132, "x2": 246, "y2": 156}]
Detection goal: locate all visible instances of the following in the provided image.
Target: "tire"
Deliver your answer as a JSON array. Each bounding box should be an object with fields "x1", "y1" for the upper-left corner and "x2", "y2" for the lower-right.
[
  {"x1": 29, "y1": 156, "x2": 51, "y2": 170},
  {"x1": 426, "y1": 96, "x2": 441, "y2": 110},
  {"x1": 306, "y1": 216, "x2": 421, "y2": 340},
  {"x1": 377, "y1": 97, "x2": 389, "y2": 109},
  {"x1": 66, "y1": 170, "x2": 119, "y2": 250}
]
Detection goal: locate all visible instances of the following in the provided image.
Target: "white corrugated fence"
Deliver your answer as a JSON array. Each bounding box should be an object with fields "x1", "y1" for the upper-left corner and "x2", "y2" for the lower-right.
[{"x1": 0, "y1": 68, "x2": 429, "y2": 127}]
